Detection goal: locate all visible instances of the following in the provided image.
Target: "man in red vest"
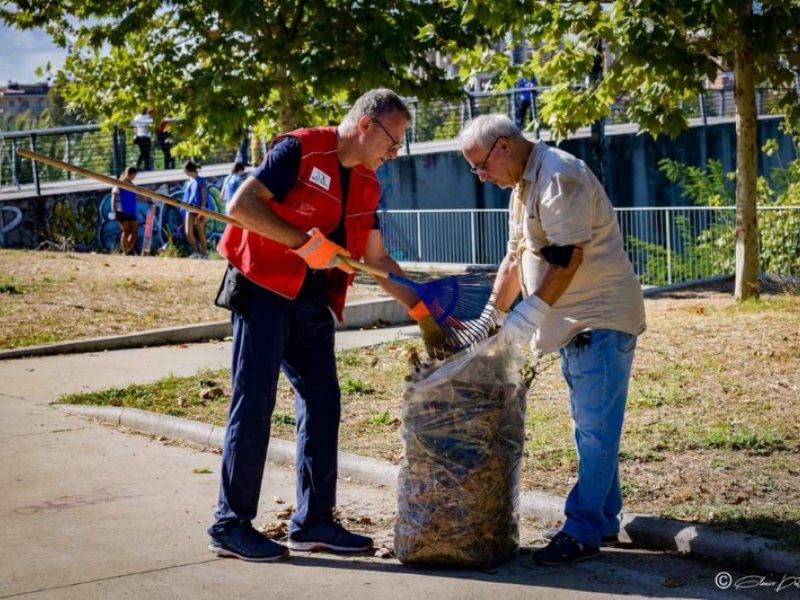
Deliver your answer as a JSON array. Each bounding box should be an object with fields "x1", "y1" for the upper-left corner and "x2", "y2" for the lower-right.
[{"x1": 208, "y1": 88, "x2": 448, "y2": 562}]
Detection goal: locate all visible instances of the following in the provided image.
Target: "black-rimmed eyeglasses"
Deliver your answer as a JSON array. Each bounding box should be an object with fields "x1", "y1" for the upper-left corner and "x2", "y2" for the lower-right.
[
  {"x1": 372, "y1": 118, "x2": 403, "y2": 152},
  {"x1": 469, "y1": 137, "x2": 501, "y2": 174}
]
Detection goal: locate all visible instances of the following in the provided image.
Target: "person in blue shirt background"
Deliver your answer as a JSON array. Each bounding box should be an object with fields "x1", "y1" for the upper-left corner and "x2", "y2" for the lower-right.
[
  {"x1": 221, "y1": 162, "x2": 247, "y2": 213},
  {"x1": 111, "y1": 166, "x2": 140, "y2": 255},
  {"x1": 515, "y1": 74, "x2": 538, "y2": 129},
  {"x1": 182, "y1": 160, "x2": 209, "y2": 258}
]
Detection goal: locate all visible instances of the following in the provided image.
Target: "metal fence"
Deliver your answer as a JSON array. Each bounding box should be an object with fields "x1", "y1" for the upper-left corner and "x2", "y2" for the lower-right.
[
  {"x1": 405, "y1": 86, "x2": 793, "y2": 143},
  {"x1": 381, "y1": 206, "x2": 800, "y2": 286},
  {"x1": 0, "y1": 123, "x2": 239, "y2": 193},
  {"x1": 2, "y1": 86, "x2": 793, "y2": 192}
]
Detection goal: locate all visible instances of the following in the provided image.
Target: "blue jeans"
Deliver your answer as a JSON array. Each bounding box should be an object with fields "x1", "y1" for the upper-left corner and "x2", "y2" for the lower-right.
[
  {"x1": 209, "y1": 283, "x2": 341, "y2": 536},
  {"x1": 558, "y1": 329, "x2": 637, "y2": 548}
]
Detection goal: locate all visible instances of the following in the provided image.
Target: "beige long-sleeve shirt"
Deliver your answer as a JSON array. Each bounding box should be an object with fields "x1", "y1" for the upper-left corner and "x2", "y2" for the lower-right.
[{"x1": 507, "y1": 142, "x2": 646, "y2": 353}]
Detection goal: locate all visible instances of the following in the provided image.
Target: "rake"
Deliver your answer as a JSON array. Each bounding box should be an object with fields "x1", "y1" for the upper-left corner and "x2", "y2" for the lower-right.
[
  {"x1": 338, "y1": 258, "x2": 492, "y2": 350},
  {"x1": 17, "y1": 148, "x2": 493, "y2": 351}
]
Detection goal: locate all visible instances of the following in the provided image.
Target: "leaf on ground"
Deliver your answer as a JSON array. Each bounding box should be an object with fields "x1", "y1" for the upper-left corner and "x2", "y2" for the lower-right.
[
  {"x1": 276, "y1": 506, "x2": 296, "y2": 520},
  {"x1": 200, "y1": 386, "x2": 224, "y2": 399},
  {"x1": 259, "y1": 521, "x2": 288, "y2": 540}
]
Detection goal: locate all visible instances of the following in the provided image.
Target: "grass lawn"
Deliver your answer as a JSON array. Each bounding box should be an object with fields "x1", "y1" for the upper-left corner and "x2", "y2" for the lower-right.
[
  {"x1": 60, "y1": 281, "x2": 800, "y2": 551},
  {"x1": 0, "y1": 249, "x2": 387, "y2": 349}
]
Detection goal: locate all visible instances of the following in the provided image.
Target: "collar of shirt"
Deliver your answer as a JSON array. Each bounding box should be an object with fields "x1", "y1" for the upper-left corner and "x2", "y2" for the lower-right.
[{"x1": 521, "y1": 141, "x2": 544, "y2": 189}]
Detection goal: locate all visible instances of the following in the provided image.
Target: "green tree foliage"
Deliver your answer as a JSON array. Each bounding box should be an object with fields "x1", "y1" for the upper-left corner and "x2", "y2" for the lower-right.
[
  {"x1": 633, "y1": 131, "x2": 800, "y2": 285},
  {"x1": 1, "y1": 1, "x2": 479, "y2": 156},
  {"x1": 450, "y1": 0, "x2": 800, "y2": 300}
]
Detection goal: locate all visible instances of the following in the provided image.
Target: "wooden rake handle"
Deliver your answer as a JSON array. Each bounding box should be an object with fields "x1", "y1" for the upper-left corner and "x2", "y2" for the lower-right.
[
  {"x1": 17, "y1": 148, "x2": 389, "y2": 280},
  {"x1": 16, "y1": 148, "x2": 241, "y2": 227},
  {"x1": 338, "y1": 256, "x2": 393, "y2": 280}
]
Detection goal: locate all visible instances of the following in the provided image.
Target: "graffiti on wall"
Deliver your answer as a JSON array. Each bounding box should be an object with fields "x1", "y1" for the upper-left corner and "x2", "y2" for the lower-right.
[
  {"x1": 0, "y1": 204, "x2": 23, "y2": 246},
  {"x1": 0, "y1": 175, "x2": 228, "y2": 254}
]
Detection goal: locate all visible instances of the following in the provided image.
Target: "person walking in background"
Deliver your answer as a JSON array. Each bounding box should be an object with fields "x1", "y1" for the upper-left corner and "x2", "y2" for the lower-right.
[
  {"x1": 235, "y1": 126, "x2": 252, "y2": 166},
  {"x1": 111, "y1": 166, "x2": 140, "y2": 255},
  {"x1": 156, "y1": 119, "x2": 175, "y2": 169},
  {"x1": 514, "y1": 75, "x2": 537, "y2": 129},
  {"x1": 460, "y1": 114, "x2": 646, "y2": 566},
  {"x1": 182, "y1": 160, "x2": 209, "y2": 259},
  {"x1": 221, "y1": 162, "x2": 246, "y2": 213},
  {"x1": 208, "y1": 88, "x2": 451, "y2": 563},
  {"x1": 132, "y1": 108, "x2": 154, "y2": 170}
]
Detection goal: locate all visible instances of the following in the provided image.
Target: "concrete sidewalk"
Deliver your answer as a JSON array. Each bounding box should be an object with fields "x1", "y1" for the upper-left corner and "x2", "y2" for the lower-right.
[{"x1": 0, "y1": 332, "x2": 796, "y2": 599}]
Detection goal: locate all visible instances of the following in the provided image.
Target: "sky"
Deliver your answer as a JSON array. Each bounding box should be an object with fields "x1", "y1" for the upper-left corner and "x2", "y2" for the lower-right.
[{"x1": 0, "y1": 24, "x2": 66, "y2": 84}]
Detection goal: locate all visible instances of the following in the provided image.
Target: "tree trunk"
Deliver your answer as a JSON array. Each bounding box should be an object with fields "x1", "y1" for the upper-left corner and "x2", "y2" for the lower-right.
[
  {"x1": 733, "y1": 4, "x2": 759, "y2": 301},
  {"x1": 277, "y1": 78, "x2": 295, "y2": 134}
]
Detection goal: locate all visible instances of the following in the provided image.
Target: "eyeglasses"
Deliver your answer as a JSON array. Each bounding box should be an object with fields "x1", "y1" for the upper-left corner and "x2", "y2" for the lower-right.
[
  {"x1": 372, "y1": 118, "x2": 403, "y2": 152},
  {"x1": 469, "y1": 137, "x2": 501, "y2": 174}
]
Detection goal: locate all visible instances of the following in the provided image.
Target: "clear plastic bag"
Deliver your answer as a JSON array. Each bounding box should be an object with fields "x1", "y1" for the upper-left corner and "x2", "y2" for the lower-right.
[{"x1": 394, "y1": 335, "x2": 528, "y2": 568}]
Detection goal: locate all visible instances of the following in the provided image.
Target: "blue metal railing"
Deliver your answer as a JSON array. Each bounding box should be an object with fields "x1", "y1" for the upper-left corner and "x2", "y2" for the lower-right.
[
  {"x1": 380, "y1": 206, "x2": 800, "y2": 286},
  {"x1": 1, "y1": 86, "x2": 792, "y2": 192}
]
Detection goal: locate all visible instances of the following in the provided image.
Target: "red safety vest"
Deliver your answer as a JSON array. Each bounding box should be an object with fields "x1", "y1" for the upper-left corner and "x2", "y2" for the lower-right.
[{"x1": 217, "y1": 126, "x2": 381, "y2": 321}]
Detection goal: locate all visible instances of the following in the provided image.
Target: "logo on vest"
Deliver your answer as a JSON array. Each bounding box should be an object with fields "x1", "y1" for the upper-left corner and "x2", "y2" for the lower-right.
[{"x1": 309, "y1": 167, "x2": 332, "y2": 191}]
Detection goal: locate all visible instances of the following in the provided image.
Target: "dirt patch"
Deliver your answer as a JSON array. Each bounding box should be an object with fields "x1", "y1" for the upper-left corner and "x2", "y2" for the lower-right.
[
  {"x1": 0, "y1": 249, "x2": 390, "y2": 348},
  {"x1": 295, "y1": 282, "x2": 800, "y2": 545},
  {"x1": 32, "y1": 249, "x2": 800, "y2": 548}
]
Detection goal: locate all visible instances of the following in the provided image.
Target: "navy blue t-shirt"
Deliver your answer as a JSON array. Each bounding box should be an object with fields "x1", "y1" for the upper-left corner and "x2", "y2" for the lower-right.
[
  {"x1": 252, "y1": 136, "x2": 380, "y2": 247},
  {"x1": 253, "y1": 135, "x2": 381, "y2": 294}
]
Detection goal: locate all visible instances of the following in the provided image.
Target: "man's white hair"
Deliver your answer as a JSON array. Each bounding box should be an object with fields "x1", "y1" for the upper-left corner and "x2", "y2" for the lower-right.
[
  {"x1": 460, "y1": 114, "x2": 525, "y2": 148},
  {"x1": 342, "y1": 88, "x2": 410, "y2": 127}
]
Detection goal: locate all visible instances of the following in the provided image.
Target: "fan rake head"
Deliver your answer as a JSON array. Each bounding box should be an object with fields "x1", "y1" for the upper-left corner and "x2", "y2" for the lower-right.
[{"x1": 414, "y1": 272, "x2": 493, "y2": 352}]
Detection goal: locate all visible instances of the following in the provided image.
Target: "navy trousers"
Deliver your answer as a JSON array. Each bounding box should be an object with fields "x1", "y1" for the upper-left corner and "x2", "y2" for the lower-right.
[{"x1": 209, "y1": 283, "x2": 340, "y2": 536}]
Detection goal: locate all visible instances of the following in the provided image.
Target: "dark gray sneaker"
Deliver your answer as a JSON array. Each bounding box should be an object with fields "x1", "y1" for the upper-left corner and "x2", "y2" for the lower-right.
[
  {"x1": 543, "y1": 527, "x2": 620, "y2": 547},
  {"x1": 533, "y1": 531, "x2": 600, "y2": 566},
  {"x1": 209, "y1": 523, "x2": 289, "y2": 562},
  {"x1": 288, "y1": 520, "x2": 373, "y2": 552}
]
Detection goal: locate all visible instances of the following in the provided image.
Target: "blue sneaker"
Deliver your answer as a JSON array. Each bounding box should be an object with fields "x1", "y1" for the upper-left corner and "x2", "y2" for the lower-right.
[
  {"x1": 533, "y1": 531, "x2": 599, "y2": 566},
  {"x1": 208, "y1": 523, "x2": 289, "y2": 562},
  {"x1": 544, "y1": 527, "x2": 620, "y2": 547},
  {"x1": 288, "y1": 520, "x2": 373, "y2": 552}
]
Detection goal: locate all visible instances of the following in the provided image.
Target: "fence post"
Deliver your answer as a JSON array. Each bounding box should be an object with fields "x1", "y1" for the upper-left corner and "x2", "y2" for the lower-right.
[
  {"x1": 470, "y1": 211, "x2": 477, "y2": 264},
  {"x1": 411, "y1": 100, "x2": 418, "y2": 144},
  {"x1": 30, "y1": 133, "x2": 40, "y2": 196},
  {"x1": 698, "y1": 93, "x2": 708, "y2": 171},
  {"x1": 416, "y1": 212, "x2": 423, "y2": 262},
  {"x1": 120, "y1": 128, "x2": 127, "y2": 171},
  {"x1": 112, "y1": 124, "x2": 120, "y2": 176},
  {"x1": 699, "y1": 92, "x2": 707, "y2": 127},
  {"x1": 11, "y1": 138, "x2": 20, "y2": 187},
  {"x1": 665, "y1": 210, "x2": 673, "y2": 285},
  {"x1": 65, "y1": 133, "x2": 73, "y2": 180}
]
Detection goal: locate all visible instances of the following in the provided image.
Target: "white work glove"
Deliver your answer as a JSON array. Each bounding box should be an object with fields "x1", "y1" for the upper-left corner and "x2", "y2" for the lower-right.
[
  {"x1": 464, "y1": 301, "x2": 508, "y2": 348},
  {"x1": 499, "y1": 294, "x2": 551, "y2": 349}
]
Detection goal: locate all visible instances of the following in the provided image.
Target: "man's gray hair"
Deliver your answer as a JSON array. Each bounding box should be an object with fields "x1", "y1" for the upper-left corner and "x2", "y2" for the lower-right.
[
  {"x1": 343, "y1": 88, "x2": 411, "y2": 125},
  {"x1": 460, "y1": 114, "x2": 524, "y2": 148}
]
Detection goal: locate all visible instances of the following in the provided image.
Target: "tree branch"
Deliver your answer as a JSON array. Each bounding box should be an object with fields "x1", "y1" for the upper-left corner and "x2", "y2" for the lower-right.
[{"x1": 287, "y1": 0, "x2": 306, "y2": 39}]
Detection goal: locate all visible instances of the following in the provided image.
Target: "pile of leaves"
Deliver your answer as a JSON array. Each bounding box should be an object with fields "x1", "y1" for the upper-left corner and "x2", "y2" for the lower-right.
[{"x1": 394, "y1": 337, "x2": 528, "y2": 568}]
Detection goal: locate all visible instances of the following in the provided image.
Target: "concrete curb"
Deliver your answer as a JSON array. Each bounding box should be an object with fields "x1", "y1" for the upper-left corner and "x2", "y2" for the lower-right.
[
  {"x1": 57, "y1": 403, "x2": 798, "y2": 573},
  {"x1": 0, "y1": 321, "x2": 234, "y2": 360},
  {"x1": 1, "y1": 277, "x2": 738, "y2": 361},
  {"x1": 0, "y1": 298, "x2": 411, "y2": 361}
]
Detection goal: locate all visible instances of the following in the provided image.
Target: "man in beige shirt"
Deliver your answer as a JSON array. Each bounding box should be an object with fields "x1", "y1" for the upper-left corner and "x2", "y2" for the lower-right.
[{"x1": 460, "y1": 114, "x2": 645, "y2": 566}]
